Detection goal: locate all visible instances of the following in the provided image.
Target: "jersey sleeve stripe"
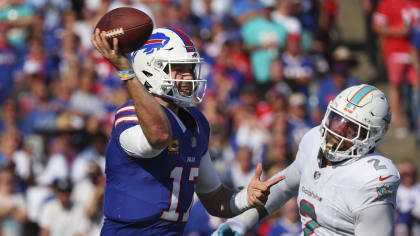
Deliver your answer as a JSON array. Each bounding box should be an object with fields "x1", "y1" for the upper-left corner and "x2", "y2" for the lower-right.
[
  {"x1": 115, "y1": 115, "x2": 139, "y2": 127},
  {"x1": 116, "y1": 105, "x2": 136, "y2": 116}
]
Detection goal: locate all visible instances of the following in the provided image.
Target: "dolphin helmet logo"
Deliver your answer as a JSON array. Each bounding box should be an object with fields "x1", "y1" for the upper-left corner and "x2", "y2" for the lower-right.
[{"x1": 140, "y1": 32, "x2": 170, "y2": 55}]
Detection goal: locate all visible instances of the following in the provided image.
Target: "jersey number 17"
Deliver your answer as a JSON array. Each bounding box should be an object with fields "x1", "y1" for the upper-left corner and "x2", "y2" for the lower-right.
[{"x1": 160, "y1": 166, "x2": 199, "y2": 222}]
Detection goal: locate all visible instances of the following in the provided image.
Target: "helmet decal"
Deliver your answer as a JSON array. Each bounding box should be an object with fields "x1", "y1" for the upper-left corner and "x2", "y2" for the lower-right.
[
  {"x1": 140, "y1": 32, "x2": 170, "y2": 55},
  {"x1": 166, "y1": 27, "x2": 197, "y2": 53},
  {"x1": 344, "y1": 85, "x2": 377, "y2": 114}
]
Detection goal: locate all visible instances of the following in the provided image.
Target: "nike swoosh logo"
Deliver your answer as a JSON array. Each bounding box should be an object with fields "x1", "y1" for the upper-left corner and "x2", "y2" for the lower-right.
[{"x1": 379, "y1": 175, "x2": 393, "y2": 181}]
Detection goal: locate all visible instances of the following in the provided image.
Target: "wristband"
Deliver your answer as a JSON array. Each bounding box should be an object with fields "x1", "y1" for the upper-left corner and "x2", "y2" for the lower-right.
[
  {"x1": 230, "y1": 188, "x2": 250, "y2": 214},
  {"x1": 117, "y1": 70, "x2": 136, "y2": 81}
]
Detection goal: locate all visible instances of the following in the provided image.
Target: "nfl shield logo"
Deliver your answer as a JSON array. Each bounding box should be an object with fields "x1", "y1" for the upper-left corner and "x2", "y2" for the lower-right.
[
  {"x1": 314, "y1": 171, "x2": 321, "y2": 180},
  {"x1": 191, "y1": 137, "x2": 197, "y2": 148}
]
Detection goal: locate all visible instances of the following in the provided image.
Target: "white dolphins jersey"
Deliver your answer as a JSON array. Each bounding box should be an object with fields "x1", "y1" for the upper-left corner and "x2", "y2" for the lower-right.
[{"x1": 293, "y1": 126, "x2": 400, "y2": 235}]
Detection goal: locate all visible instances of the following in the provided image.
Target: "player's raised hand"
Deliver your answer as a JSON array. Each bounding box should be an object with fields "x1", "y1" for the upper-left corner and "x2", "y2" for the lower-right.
[
  {"x1": 91, "y1": 28, "x2": 131, "y2": 71},
  {"x1": 247, "y1": 163, "x2": 285, "y2": 207}
]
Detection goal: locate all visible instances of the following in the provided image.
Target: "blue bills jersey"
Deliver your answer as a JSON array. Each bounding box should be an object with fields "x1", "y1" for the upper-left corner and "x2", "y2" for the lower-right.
[{"x1": 103, "y1": 101, "x2": 210, "y2": 225}]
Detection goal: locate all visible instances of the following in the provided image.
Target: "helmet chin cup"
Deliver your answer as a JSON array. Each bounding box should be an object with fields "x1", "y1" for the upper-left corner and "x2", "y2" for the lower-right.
[{"x1": 324, "y1": 135, "x2": 339, "y2": 157}]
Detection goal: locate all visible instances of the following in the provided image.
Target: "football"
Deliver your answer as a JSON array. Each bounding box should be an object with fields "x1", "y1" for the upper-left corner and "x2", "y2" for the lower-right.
[{"x1": 95, "y1": 7, "x2": 153, "y2": 53}]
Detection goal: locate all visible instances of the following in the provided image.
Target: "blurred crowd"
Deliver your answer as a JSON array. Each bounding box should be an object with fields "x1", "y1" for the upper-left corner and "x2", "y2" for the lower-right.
[{"x1": 0, "y1": 0, "x2": 419, "y2": 235}]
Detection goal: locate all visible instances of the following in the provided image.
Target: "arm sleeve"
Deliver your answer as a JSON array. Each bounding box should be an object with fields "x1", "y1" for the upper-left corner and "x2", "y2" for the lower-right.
[
  {"x1": 195, "y1": 151, "x2": 222, "y2": 194},
  {"x1": 119, "y1": 125, "x2": 165, "y2": 158},
  {"x1": 264, "y1": 158, "x2": 301, "y2": 214},
  {"x1": 354, "y1": 204, "x2": 395, "y2": 236}
]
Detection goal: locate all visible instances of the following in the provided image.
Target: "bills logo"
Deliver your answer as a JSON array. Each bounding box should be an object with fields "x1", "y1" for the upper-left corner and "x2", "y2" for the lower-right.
[{"x1": 140, "y1": 32, "x2": 170, "y2": 55}]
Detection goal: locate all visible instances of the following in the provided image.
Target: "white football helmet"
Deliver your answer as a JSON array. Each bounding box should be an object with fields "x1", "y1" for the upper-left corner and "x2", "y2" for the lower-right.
[
  {"x1": 320, "y1": 84, "x2": 392, "y2": 162},
  {"x1": 130, "y1": 27, "x2": 206, "y2": 107}
]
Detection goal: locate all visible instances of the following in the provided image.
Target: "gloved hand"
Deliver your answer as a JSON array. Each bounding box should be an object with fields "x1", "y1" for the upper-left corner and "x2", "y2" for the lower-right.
[
  {"x1": 211, "y1": 217, "x2": 247, "y2": 236},
  {"x1": 216, "y1": 224, "x2": 241, "y2": 236}
]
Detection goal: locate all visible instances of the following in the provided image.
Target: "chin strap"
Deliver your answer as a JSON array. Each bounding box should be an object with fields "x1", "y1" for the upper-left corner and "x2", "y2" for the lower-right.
[{"x1": 317, "y1": 149, "x2": 327, "y2": 168}]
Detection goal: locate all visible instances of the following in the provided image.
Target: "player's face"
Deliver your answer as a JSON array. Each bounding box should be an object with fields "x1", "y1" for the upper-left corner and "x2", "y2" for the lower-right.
[
  {"x1": 325, "y1": 111, "x2": 367, "y2": 151},
  {"x1": 170, "y1": 64, "x2": 195, "y2": 97}
]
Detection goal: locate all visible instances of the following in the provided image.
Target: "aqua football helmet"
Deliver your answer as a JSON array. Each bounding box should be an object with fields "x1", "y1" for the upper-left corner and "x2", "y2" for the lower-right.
[
  {"x1": 320, "y1": 84, "x2": 392, "y2": 162},
  {"x1": 130, "y1": 27, "x2": 206, "y2": 107}
]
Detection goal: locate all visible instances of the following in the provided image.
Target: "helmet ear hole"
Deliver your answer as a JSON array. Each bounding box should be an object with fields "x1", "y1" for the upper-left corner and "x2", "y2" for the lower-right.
[
  {"x1": 142, "y1": 71, "x2": 153, "y2": 77},
  {"x1": 163, "y1": 65, "x2": 169, "y2": 74},
  {"x1": 359, "y1": 127, "x2": 368, "y2": 140}
]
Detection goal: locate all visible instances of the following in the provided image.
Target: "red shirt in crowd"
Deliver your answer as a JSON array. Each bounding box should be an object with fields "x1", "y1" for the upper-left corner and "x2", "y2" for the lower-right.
[{"x1": 374, "y1": 0, "x2": 420, "y2": 57}]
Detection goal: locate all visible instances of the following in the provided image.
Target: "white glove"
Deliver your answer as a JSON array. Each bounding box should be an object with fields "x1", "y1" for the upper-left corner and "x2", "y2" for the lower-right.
[{"x1": 211, "y1": 217, "x2": 247, "y2": 236}]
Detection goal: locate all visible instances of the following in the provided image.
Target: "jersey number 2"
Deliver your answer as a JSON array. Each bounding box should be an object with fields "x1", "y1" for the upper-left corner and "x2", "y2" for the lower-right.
[
  {"x1": 300, "y1": 199, "x2": 320, "y2": 236},
  {"x1": 160, "y1": 166, "x2": 199, "y2": 222}
]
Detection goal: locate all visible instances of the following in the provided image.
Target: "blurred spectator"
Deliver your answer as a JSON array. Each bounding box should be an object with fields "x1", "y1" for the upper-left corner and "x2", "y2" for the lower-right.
[
  {"x1": 294, "y1": 0, "x2": 318, "y2": 51},
  {"x1": 231, "y1": 0, "x2": 262, "y2": 25},
  {"x1": 191, "y1": 0, "x2": 232, "y2": 23},
  {"x1": 72, "y1": 162, "x2": 105, "y2": 236},
  {"x1": 0, "y1": 99, "x2": 19, "y2": 135},
  {"x1": 0, "y1": 165, "x2": 27, "y2": 236},
  {"x1": 271, "y1": 0, "x2": 302, "y2": 34},
  {"x1": 240, "y1": 2, "x2": 287, "y2": 87},
  {"x1": 268, "y1": 58, "x2": 285, "y2": 85},
  {"x1": 12, "y1": 134, "x2": 38, "y2": 187},
  {"x1": 265, "y1": 131, "x2": 291, "y2": 169},
  {"x1": 72, "y1": 162, "x2": 103, "y2": 209},
  {"x1": 226, "y1": 146, "x2": 258, "y2": 190},
  {"x1": 0, "y1": 0, "x2": 34, "y2": 49},
  {"x1": 204, "y1": 95, "x2": 235, "y2": 178},
  {"x1": 234, "y1": 110, "x2": 268, "y2": 164},
  {"x1": 26, "y1": 0, "x2": 71, "y2": 31},
  {"x1": 281, "y1": 33, "x2": 314, "y2": 96},
  {"x1": 395, "y1": 160, "x2": 420, "y2": 236},
  {"x1": 409, "y1": 17, "x2": 420, "y2": 145},
  {"x1": 373, "y1": 0, "x2": 419, "y2": 138},
  {"x1": 39, "y1": 178, "x2": 88, "y2": 236},
  {"x1": 313, "y1": 46, "x2": 360, "y2": 123},
  {"x1": 0, "y1": 127, "x2": 21, "y2": 169},
  {"x1": 361, "y1": 0, "x2": 380, "y2": 67},
  {"x1": 314, "y1": 0, "x2": 337, "y2": 56},
  {"x1": 84, "y1": 177, "x2": 105, "y2": 236},
  {"x1": 21, "y1": 79, "x2": 57, "y2": 135},
  {"x1": 286, "y1": 92, "x2": 312, "y2": 154},
  {"x1": 35, "y1": 133, "x2": 71, "y2": 186},
  {"x1": 209, "y1": 38, "x2": 250, "y2": 101},
  {"x1": 69, "y1": 68, "x2": 106, "y2": 118},
  {"x1": 73, "y1": 1, "x2": 109, "y2": 53},
  {"x1": 266, "y1": 197, "x2": 301, "y2": 236},
  {"x1": 71, "y1": 132, "x2": 106, "y2": 184},
  {"x1": 161, "y1": 0, "x2": 187, "y2": 30},
  {"x1": 256, "y1": 82, "x2": 290, "y2": 128},
  {"x1": 23, "y1": 37, "x2": 47, "y2": 81},
  {"x1": 0, "y1": 22, "x2": 17, "y2": 105},
  {"x1": 233, "y1": 86, "x2": 269, "y2": 164},
  {"x1": 190, "y1": 0, "x2": 220, "y2": 41}
]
